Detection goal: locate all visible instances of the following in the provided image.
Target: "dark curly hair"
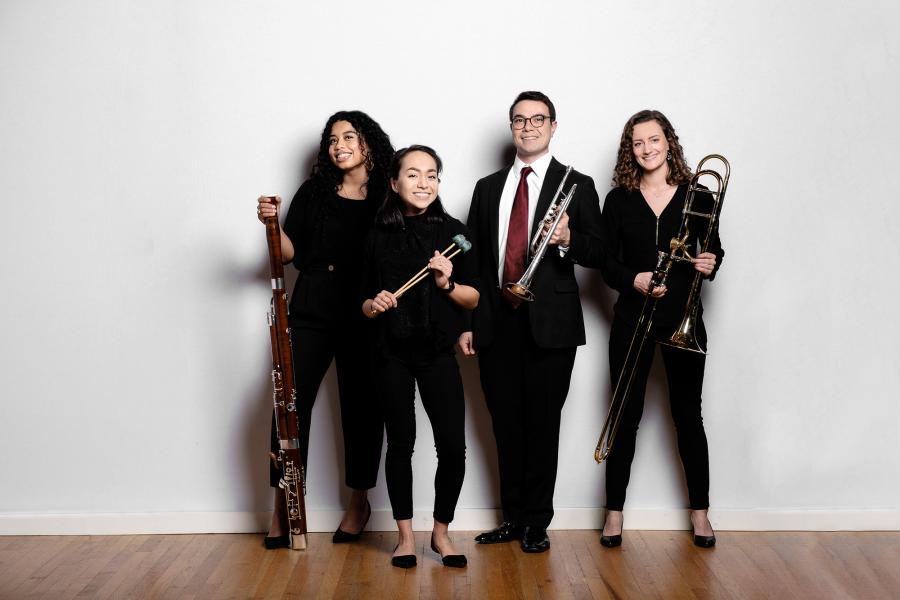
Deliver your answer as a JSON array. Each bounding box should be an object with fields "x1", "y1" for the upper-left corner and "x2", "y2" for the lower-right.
[
  {"x1": 612, "y1": 109, "x2": 692, "y2": 191},
  {"x1": 376, "y1": 145, "x2": 449, "y2": 230},
  {"x1": 308, "y1": 110, "x2": 394, "y2": 204}
]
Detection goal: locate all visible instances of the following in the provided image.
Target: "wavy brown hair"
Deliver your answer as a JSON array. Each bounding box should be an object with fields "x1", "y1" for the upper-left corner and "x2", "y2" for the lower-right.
[{"x1": 612, "y1": 110, "x2": 692, "y2": 191}]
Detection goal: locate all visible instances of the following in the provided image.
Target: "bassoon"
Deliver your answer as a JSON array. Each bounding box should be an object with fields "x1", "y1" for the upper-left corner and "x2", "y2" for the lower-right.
[{"x1": 264, "y1": 206, "x2": 308, "y2": 550}]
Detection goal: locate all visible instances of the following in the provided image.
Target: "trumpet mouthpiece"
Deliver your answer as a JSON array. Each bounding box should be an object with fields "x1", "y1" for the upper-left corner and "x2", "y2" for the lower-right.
[{"x1": 452, "y1": 234, "x2": 472, "y2": 253}]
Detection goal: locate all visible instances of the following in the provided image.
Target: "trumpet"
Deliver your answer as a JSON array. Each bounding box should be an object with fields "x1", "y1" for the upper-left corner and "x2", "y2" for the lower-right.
[
  {"x1": 505, "y1": 166, "x2": 576, "y2": 302},
  {"x1": 594, "y1": 154, "x2": 730, "y2": 464}
]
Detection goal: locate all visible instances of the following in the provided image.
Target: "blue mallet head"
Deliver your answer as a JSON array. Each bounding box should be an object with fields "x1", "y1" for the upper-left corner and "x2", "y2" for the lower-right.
[{"x1": 452, "y1": 234, "x2": 472, "y2": 253}]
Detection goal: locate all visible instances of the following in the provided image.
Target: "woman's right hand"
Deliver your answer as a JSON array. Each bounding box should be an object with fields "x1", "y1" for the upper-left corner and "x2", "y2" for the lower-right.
[
  {"x1": 367, "y1": 290, "x2": 398, "y2": 317},
  {"x1": 633, "y1": 272, "x2": 666, "y2": 298},
  {"x1": 257, "y1": 195, "x2": 280, "y2": 224}
]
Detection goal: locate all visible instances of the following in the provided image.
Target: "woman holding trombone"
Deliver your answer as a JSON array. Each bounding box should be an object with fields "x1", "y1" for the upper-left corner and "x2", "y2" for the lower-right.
[
  {"x1": 599, "y1": 110, "x2": 724, "y2": 548},
  {"x1": 362, "y1": 145, "x2": 478, "y2": 568}
]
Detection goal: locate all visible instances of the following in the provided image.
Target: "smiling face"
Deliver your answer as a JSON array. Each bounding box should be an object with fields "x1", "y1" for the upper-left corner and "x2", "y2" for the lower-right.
[
  {"x1": 631, "y1": 119, "x2": 670, "y2": 175},
  {"x1": 328, "y1": 120, "x2": 368, "y2": 171},
  {"x1": 510, "y1": 99, "x2": 557, "y2": 162},
  {"x1": 391, "y1": 150, "x2": 439, "y2": 216}
]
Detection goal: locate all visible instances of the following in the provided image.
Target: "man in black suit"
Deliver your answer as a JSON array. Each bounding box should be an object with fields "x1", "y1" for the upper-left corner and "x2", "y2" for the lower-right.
[{"x1": 459, "y1": 91, "x2": 604, "y2": 552}]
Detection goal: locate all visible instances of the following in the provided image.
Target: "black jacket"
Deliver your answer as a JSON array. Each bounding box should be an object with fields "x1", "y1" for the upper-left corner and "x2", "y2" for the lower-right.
[{"x1": 466, "y1": 157, "x2": 604, "y2": 349}]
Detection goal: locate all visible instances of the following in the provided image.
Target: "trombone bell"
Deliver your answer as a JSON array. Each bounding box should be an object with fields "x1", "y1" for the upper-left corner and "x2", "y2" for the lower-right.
[{"x1": 657, "y1": 311, "x2": 706, "y2": 354}]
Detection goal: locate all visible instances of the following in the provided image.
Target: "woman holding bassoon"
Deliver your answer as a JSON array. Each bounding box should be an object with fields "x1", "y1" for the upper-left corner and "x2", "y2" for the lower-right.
[
  {"x1": 256, "y1": 111, "x2": 394, "y2": 548},
  {"x1": 598, "y1": 110, "x2": 723, "y2": 548},
  {"x1": 362, "y1": 145, "x2": 478, "y2": 568}
]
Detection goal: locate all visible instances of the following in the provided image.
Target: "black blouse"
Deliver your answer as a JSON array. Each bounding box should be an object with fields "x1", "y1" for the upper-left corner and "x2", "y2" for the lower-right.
[
  {"x1": 600, "y1": 184, "x2": 725, "y2": 328},
  {"x1": 282, "y1": 181, "x2": 375, "y2": 328},
  {"x1": 362, "y1": 213, "x2": 478, "y2": 355}
]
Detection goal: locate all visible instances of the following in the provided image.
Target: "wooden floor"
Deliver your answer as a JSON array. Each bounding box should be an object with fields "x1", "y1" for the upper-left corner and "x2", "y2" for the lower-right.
[{"x1": 1, "y1": 530, "x2": 898, "y2": 599}]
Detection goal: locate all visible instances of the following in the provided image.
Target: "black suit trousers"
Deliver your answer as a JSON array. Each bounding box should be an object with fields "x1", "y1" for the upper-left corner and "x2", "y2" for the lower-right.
[{"x1": 478, "y1": 303, "x2": 576, "y2": 529}]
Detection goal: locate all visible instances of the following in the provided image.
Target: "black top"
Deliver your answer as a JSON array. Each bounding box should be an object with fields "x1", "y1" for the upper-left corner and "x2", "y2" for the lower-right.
[
  {"x1": 282, "y1": 181, "x2": 376, "y2": 328},
  {"x1": 362, "y1": 213, "x2": 479, "y2": 356},
  {"x1": 600, "y1": 184, "x2": 724, "y2": 328}
]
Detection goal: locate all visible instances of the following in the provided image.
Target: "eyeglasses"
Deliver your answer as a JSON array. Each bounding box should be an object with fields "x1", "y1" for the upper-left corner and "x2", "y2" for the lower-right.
[{"x1": 511, "y1": 115, "x2": 551, "y2": 130}]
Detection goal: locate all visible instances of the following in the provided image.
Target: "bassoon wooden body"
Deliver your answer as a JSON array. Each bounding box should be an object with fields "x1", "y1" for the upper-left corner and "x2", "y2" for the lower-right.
[{"x1": 264, "y1": 212, "x2": 308, "y2": 550}]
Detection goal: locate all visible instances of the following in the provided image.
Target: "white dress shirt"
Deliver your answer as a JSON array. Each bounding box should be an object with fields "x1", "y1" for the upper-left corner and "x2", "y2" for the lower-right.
[{"x1": 496, "y1": 152, "x2": 554, "y2": 284}]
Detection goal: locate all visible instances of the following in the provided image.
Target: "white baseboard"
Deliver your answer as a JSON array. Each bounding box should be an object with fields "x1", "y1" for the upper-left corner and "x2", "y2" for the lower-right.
[{"x1": 1, "y1": 508, "x2": 898, "y2": 536}]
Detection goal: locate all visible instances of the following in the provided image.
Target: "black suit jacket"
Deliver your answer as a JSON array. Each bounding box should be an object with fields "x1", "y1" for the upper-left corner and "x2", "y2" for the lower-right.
[{"x1": 466, "y1": 157, "x2": 604, "y2": 349}]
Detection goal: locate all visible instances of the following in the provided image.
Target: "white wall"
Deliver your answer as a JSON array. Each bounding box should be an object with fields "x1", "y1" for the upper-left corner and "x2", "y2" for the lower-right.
[{"x1": 2, "y1": 0, "x2": 898, "y2": 534}]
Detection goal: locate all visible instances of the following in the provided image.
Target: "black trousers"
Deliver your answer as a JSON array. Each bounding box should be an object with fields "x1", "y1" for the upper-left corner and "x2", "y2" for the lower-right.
[
  {"x1": 478, "y1": 304, "x2": 577, "y2": 529},
  {"x1": 270, "y1": 324, "x2": 383, "y2": 490},
  {"x1": 604, "y1": 316, "x2": 710, "y2": 511},
  {"x1": 376, "y1": 348, "x2": 466, "y2": 524}
]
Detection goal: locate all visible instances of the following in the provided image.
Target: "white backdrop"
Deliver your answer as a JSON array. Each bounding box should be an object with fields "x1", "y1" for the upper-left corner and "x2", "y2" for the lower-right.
[{"x1": 1, "y1": 0, "x2": 898, "y2": 534}]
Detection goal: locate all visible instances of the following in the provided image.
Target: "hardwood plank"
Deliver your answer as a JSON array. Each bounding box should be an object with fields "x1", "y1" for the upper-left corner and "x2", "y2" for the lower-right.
[{"x1": 1, "y1": 531, "x2": 899, "y2": 599}]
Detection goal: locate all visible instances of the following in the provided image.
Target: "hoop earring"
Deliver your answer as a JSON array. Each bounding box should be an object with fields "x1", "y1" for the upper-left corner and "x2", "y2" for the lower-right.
[{"x1": 363, "y1": 151, "x2": 374, "y2": 172}]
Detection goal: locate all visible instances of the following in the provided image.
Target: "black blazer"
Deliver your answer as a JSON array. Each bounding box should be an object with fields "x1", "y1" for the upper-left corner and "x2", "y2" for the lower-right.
[{"x1": 466, "y1": 157, "x2": 604, "y2": 349}]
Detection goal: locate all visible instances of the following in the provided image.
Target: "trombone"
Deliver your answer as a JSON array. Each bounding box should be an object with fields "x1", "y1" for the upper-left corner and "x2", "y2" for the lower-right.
[
  {"x1": 594, "y1": 154, "x2": 730, "y2": 464},
  {"x1": 505, "y1": 166, "x2": 577, "y2": 302}
]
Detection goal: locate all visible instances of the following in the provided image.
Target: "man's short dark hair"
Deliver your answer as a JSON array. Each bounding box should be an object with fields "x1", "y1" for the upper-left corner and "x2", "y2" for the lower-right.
[{"x1": 508, "y1": 91, "x2": 556, "y2": 122}]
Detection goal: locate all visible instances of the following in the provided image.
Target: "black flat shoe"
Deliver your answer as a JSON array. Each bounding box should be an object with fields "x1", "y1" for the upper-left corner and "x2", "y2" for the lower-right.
[
  {"x1": 521, "y1": 526, "x2": 550, "y2": 553},
  {"x1": 474, "y1": 521, "x2": 523, "y2": 544},
  {"x1": 332, "y1": 500, "x2": 371, "y2": 544},
  {"x1": 263, "y1": 534, "x2": 290, "y2": 549},
  {"x1": 600, "y1": 533, "x2": 622, "y2": 548},
  {"x1": 430, "y1": 534, "x2": 467, "y2": 568},
  {"x1": 391, "y1": 544, "x2": 417, "y2": 569}
]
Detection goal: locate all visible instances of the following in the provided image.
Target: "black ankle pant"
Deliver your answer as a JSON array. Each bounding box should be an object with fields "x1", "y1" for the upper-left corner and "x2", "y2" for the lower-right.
[
  {"x1": 269, "y1": 325, "x2": 384, "y2": 490},
  {"x1": 604, "y1": 316, "x2": 710, "y2": 511},
  {"x1": 376, "y1": 348, "x2": 466, "y2": 524}
]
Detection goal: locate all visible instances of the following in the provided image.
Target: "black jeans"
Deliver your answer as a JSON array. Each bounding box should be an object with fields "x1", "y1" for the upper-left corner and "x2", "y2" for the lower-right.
[
  {"x1": 604, "y1": 316, "x2": 710, "y2": 511},
  {"x1": 270, "y1": 325, "x2": 383, "y2": 490},
  {"x1": 376, "y1": 348, "x2": 466, "y2": 524}
]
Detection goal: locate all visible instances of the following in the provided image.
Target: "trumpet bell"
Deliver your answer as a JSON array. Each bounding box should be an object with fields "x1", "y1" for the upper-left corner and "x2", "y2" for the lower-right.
[{"x1": 504, "y1": 282, "x2": 535, "y2": 302}]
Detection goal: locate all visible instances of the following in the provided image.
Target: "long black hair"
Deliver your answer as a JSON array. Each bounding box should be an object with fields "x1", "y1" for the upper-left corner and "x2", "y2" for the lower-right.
[
  {"x1": 376, "y1": 145, "x2": 450, "y2": 230},
  {"x1": 307, "y1": 110, "x2": 394, "y2": 203}
]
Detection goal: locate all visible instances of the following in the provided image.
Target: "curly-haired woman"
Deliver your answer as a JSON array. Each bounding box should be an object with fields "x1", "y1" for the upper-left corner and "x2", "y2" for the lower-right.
[
  {"x1": 257, "y1": 111, "x2": 394, "y2": 548},
  {"x1": 599, "y1": 110, "x2": 723, "y2": 549}
]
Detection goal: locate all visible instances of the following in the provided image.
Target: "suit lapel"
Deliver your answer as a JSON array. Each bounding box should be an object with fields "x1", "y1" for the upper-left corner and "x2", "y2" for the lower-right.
[
  {"x1": 488, "y1": 169, "x2": 506, "y2": 273},
  {"x1": 531, "y1": 157, "x2": 566, "y2": 239}
]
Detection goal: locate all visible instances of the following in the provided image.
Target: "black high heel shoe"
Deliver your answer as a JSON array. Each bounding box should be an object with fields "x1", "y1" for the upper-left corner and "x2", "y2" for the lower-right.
[
  {"x1": 692, "y1": 529, "x2": 716, "y2": 548},
  {"x1": 600, "y1": 518, "x2": 623, "y2": 548},
  {"x1": 430, "y1": 534, "x2": 467, "y2": 568},
  {"x1": 391, "y1": 544, "x2": 417, "y2": 569},
  {"x1": 600, "y1": 532, "x2": 622, "y2": 548},
  {"x1": 332, "y1": 500, "x2": 371, "y2": 544},
  {"x1": 691, "y1": 511, "x2": 716, "y2": 548}
]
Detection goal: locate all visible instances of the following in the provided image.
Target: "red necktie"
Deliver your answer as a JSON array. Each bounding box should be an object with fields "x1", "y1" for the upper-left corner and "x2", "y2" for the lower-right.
[{"x1": 502, "y1": 166, "x2": 533, "y2": 307}]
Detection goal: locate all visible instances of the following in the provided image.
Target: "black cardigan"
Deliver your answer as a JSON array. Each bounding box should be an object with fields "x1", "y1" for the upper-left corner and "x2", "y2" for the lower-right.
[
  {"x1": 600, "y1": 184, "x2": 724, "y2": 328},
  {"x1": 282, "y1": 180, "x2": 376, "y2": 328},
  {"x1": 362, "y1": 213, "x2": 478, "y2": 355}
]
